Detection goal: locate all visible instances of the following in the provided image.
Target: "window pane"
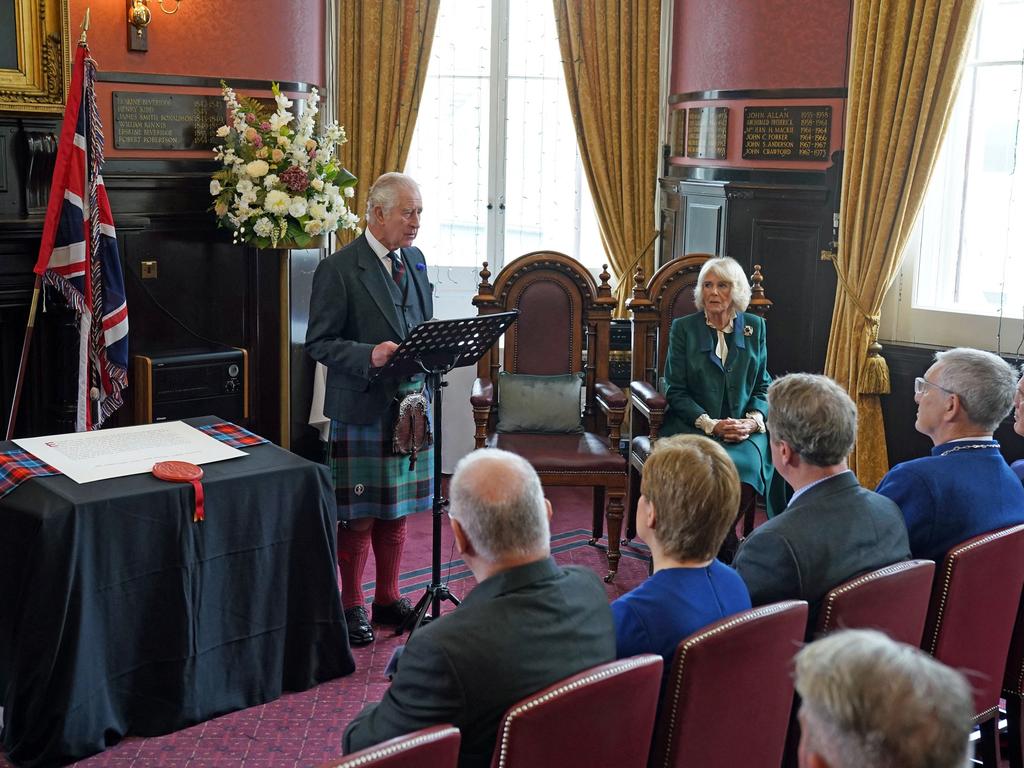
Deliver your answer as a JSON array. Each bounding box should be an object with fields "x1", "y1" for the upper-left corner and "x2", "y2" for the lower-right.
[
  {"x1": 405, "y1": 2, "x2": 490, "y2": 269},
  {"x1": 406, "y1": 0, "x2": 606, "y2": 272},
  {"x1": 913, "y1": 0, "x2": 1024, "y2": 319}
]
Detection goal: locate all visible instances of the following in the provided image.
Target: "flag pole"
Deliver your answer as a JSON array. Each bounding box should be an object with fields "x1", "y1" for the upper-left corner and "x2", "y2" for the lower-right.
[{"x1": 3, "y1": 10, "x2": 90, "y2": 441}]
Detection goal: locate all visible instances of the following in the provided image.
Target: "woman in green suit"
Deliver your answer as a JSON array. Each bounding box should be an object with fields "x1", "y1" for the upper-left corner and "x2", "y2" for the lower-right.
[{"x1": 661, "y1": 256, "x2": 785, "y2": 518}]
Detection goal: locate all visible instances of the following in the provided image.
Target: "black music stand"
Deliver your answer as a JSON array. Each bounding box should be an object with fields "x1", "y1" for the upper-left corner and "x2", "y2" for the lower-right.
[{"x1": 371, "y1": 310, "x2": 518, "y2": 636}]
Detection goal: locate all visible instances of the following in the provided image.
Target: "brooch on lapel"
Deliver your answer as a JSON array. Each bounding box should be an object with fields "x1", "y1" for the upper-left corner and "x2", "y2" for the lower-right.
[
  {"x1": 743, "y1": 325, "x2": 753, "y2": 336},
  {"x1": 415, "y1": 262, "x2": 427, "y2": 272}
]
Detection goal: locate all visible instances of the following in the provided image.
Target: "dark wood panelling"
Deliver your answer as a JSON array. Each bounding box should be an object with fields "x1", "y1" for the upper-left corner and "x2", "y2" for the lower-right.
[{"x1": 879, "y1": 343, "x2": 1024, "y2": 469}]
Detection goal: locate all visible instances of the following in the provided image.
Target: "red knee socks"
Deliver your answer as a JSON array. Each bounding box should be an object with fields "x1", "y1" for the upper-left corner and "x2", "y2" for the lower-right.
[
  {"x1": 371, "y1": 517, "x2": 408, "y2": 606},
  {"x1": 337, "y1": 523, "x2": 372, "y2": 610}
]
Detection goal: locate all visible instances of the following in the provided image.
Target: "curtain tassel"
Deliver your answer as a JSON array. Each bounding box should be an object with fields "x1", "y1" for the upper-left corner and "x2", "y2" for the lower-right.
[{"x1": 858, "y1": 339, "x2": 891, "y2": 395}]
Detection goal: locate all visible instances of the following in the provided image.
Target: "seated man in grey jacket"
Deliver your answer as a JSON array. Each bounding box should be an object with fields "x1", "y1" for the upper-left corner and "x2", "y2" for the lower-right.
[
  {"x1": 732, "y1": 373, "x2": 910, "y2": 631},
  {"x1": 343, "y1": 448, "x2": 616, "y2": 768}
]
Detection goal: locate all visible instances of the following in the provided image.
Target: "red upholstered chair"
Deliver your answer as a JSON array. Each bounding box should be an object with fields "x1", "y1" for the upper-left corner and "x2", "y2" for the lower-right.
[
  {"x1": 318, "y1": 725, "x2": 460, "y2": 768},
  {"x1": 490, "y1": 654, "x2": 663, "y2": 768},
  {"x1": 650, "y1": 600, "x2": 808, "y2": 768},
  {"x1": 921, "y1": 524, "x2": 1024, "y2": 768},
  {"x1": 1003, "y1": 597, "x2": 1024, "y2": 768},
  {"x1": 471, "y1": 252, "x2": 628, "y2": 581},
  {"x1": 625, "y1": 256, "x2": 773, "y2": 543},
  {"x1": 780, "y1": 559, "x2": 937, "y2": 768},
  {"x1": 814, "y1": 559, "x2": 936, "y2": 644}
]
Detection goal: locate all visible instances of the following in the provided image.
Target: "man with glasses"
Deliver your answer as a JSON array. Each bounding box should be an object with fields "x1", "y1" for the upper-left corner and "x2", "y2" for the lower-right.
[{"x1": 876, "y1": 347, "x2": 1024, "y2": 560}]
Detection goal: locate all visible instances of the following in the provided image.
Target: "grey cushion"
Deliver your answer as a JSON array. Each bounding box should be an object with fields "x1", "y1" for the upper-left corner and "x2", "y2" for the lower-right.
[{"x1": 496, "y1": 372, "x2": 584, "y2": 433}]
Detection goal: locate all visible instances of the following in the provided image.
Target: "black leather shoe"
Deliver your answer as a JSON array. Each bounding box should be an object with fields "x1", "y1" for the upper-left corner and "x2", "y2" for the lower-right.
[
  {"x1": 344, "y1": 606, "x2": 374, "y2": 646},
  {"x1": 372, "y1": 597, "x2": 414, "y2": 626}
]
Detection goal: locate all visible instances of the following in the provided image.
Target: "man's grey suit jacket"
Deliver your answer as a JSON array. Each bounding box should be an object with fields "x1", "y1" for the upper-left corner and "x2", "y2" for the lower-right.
[
  {"x1": 343, "y1": 557, "x2": 615, "y2": 768},
  {"x1": 306, "y1": 234, "x2": 432, "y2": 425},
  {"x1": 732, "y1": 471, "x2": 911, "y2": 631}
]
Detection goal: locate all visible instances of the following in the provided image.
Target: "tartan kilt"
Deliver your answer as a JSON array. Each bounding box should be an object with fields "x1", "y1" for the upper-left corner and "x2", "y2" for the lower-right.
[{"x1": 327, "y1": 382, "x2": 433, "y2": 521}]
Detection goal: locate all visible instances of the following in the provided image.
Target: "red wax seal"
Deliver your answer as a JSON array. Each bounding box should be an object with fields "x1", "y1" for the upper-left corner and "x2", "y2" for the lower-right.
[{"x1": 152, "y1": 461, "x2": 205, "y2": 522}]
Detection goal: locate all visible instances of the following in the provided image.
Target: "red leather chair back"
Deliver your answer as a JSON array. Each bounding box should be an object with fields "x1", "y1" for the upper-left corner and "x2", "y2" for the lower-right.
[
  {"x1": 1005, "y1": 596, "x2": 1024, "y2": 698},
  {"x1": 629, "y1": 253, "x2": 708, "y2": 389},
  {"x1": 922, "y1": 524, "x2": 1024, "y2": 718},
  {"x1": 490, "y1": 654, "x2": 663, "y2": 768},
  {"x1": 650, "y1": 600, "x2": 808, "y2": 768},
  {"x1": 815, "y1": 559, "x2": 936, "y2": 645},
  {"x1": 320, "y1": 725, "x2": 460, "y2": 768}
]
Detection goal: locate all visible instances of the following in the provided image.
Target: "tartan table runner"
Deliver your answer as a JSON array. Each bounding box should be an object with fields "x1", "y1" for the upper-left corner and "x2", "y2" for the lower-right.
[
  {"x1": 197, "y1": 422, "x2": 269, "y2": 448},
  {"x1": 0, "y1": 451, "x2": 60, "y2": 500}
]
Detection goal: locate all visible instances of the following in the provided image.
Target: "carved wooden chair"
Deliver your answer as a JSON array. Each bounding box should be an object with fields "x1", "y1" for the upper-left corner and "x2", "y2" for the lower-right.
[
  {"x1": 625, "y1": 255, "x2": 773, "y2": 543},
  {"x1": 471, "y1": 252, "x2": 628, "y2": 581}
]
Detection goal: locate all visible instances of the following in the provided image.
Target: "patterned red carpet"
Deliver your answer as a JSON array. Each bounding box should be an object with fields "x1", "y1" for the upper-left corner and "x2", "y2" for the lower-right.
[{"x1": 0, "y1": 488, "x2": 650, "y2": 768}]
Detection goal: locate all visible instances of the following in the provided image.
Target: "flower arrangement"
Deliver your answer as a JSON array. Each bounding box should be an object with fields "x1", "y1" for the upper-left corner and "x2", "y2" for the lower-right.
[{"x1": 210, "y1": 82, "x2": 360, "y2": 248}]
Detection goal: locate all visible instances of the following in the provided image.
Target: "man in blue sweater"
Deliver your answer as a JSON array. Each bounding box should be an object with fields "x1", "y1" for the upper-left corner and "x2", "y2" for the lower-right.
[{"x1": 877, "y1": 347, "x2": 1024, "y2": 561}]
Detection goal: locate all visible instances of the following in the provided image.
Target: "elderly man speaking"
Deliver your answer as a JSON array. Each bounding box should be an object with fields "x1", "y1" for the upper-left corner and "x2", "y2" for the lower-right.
[
  {"x1": 343, "y1": 448, "x2": 615, "y2": 768},
  {"x1": 876, "y1": 347, "x2": 1024, "y2": 561}
]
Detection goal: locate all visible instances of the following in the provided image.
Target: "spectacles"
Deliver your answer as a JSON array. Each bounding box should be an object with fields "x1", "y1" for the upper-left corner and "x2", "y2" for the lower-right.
[{"x1": 914, "y1": 376, "x2": 957, "y2": 397}]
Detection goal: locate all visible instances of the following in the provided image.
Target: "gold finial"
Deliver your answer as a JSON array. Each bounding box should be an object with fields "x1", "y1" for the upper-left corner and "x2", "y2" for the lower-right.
[{"x1": 79, "y1": 8, "x2": 91, "y2": 44}]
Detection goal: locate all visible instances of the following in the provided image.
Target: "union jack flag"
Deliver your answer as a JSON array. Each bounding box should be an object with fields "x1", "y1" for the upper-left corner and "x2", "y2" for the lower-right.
[{"x1": 33, "y1": 42, "x2": 128, "y2": 431}]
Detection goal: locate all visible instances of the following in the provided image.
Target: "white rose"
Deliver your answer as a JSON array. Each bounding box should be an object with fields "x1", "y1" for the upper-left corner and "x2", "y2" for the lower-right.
[
  {"x1": 236, "y1": 179, "x2": 254, "y2": 194},
  {"x1": 304, "y1": 219, "x2": 323, "y2": 235},
  {"x1": 263, "y1": 174, "x2": 279, "y2": 189},
  {"x1": 288, "y1": 198, "x2": 308, "y2": 218},
  {"x1": 344, "y1": 186, "x2": 354, "y2": 198},
  {"x1": 246, "y1": 160, "x2": 270, "y2": 178},
  {"x1": 264, "y1": 189, "x2": 290, "y2": 215},
  {"x1": 209, "y1": 180, "x2": 222, "y2": 195},
  {"x1": 216, "y1": 125, "x2": 230, "y2": 137},
  {"x1": 311, "y1": 177, "x2": 324, "y2": 192},
  {"x1": 308, "y1": 202, "x2": 327, "y2": 220},
  {"x1": 254, "y1": 217, "x2": 274, "y2": 238}
]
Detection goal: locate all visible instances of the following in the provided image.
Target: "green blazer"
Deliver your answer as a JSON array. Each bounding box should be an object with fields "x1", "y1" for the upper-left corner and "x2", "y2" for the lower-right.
[{"x1": 661, "y1": 310, "x2": 770, "y2": 436}]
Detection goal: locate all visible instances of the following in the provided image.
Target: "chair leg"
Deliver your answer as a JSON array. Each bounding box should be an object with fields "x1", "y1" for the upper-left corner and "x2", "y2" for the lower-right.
[
  {"x1": 625, "y1": 462, "x2": 640, "y2": 543},
  {"x1": 976, "y1": 715, "x2": 999, "y2": 768},
  {"x1": 604, "y1": 491, "x2": 624, "y2": 583},
  {"x1": 590, "y1": 487, "x2": 605, "y2": 543},
  {"x1": 1008, "y1": 696, "x2": 1023, "y2": 768}
]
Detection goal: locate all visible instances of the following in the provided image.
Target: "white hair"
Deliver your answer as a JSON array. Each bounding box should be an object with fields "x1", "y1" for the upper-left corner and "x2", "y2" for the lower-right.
[
  {"x1": 693, "y1": 256, "x2": 752, "y2": 312},
  {"x1": 365, "y1": 172, "x2": 420, "y2": 220}
]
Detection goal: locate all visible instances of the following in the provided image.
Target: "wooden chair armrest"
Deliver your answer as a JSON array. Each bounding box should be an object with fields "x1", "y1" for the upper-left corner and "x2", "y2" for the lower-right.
[
  {"x1": 471, "y1": 377, "x2": 494, "y2": 407},
  {"x1": 629, "y1": 381, "x2": 666, "y2": 439},
  {"x1": 595, "y1": 380, "x2": 626, "y2": 444},
  {"x1": 595, "y1": 380, "x2": 627, "y2": 410},
  {"x1": 471, "y1": 377, "x2": 494, "y2": 449}
]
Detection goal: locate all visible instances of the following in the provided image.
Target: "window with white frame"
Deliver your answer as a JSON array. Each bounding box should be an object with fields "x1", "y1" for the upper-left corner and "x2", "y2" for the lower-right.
[
  {"x1": 403, "y1": 0, "x2": 605, "y2": 275},
  {"x1": 882, "y1": 0, "x2": 1024, "y2": 351}
]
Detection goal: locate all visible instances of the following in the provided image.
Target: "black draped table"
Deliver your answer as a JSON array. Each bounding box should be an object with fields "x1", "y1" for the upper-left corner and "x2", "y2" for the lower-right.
[{"x1": 0, "y1": 416, "x2": 354, "y2": 767}]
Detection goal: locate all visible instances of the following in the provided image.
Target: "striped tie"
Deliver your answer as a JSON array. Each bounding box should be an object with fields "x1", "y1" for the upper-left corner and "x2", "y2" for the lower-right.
[{"x1": 388, "y1": 251, "x2": 406, "y2": 285}]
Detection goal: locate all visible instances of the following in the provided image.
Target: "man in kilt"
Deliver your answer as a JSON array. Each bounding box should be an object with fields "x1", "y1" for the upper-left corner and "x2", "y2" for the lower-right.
[{"x1": 306, "y1": 172, "x2": 433, "y2": 645}]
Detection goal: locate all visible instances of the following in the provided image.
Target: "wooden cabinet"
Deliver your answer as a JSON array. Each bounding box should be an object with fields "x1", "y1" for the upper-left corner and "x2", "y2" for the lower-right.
[{"x1": 657, "y1": 166, "x2": 840, "y2": 376}]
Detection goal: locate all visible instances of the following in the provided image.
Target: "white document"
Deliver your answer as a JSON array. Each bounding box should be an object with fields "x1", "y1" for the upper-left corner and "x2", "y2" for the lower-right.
[{"x1": 14, "y1": 421, "x2": 247, "y2": 484}]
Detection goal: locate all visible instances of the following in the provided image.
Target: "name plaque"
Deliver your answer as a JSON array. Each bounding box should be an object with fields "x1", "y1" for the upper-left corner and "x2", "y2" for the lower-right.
[
  {"x1": 686, "y1": 107, "x2": 728, "y2": 160},
  {"x1": 669, "y1": 108, "x2": 686, "y2": 157},
  {"x1": 742, "y1": 105, "x2": 831, "y2": 161},
  {"x1": 113, "y1": 92, "x2": 225, "y2": 150}
]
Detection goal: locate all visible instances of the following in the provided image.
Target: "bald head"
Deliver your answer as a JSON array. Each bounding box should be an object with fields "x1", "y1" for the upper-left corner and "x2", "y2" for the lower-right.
[{"x1": 448, "y1": 449, "x2": 550, "y2": 562}]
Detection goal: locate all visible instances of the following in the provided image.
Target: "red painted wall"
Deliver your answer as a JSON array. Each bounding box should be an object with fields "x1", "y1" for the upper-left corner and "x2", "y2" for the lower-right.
[
  {"x1": 669, "y1": 0, "x2": 851, "y2": 171},
  {"x1": 671, "y1": 0, "x2": 851, "y2": 94},
  {"x1": 67, "y1": 1, "x2": 325, "y2": 158}
]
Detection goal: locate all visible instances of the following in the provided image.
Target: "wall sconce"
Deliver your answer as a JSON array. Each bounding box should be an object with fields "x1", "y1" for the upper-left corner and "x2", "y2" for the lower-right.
[{"x1": 127, "y1": 0, "x2": 183, "y2": 52}]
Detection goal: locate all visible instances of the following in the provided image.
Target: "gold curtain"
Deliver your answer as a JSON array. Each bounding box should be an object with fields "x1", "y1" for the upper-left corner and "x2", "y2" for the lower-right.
[
  {"x1": 337, "y1": 1, "x2": 439, "y2": 244},
  {"x1": 552, "y1": 0, "x2": 661, "y2": 314},
  {"x1": 825, "y1": 0, "x2": 981, "y2": 488}
]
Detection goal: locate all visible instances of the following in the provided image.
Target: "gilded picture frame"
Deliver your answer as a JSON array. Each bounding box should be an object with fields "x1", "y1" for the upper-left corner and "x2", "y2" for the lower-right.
[{"x1": 0, "y1": 0, "x2": 71, "y2": 113}]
